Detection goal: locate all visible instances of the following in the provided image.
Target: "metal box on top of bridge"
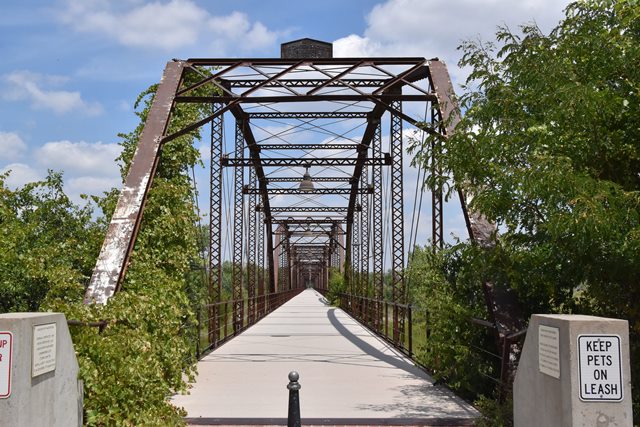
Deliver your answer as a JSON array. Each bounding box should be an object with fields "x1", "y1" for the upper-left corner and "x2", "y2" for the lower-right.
[{"x1": 281, "y1": 38, "x2": 333, "y2": 58}]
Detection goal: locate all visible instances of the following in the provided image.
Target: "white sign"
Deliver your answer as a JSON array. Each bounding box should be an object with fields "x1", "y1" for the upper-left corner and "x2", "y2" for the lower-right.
[
  {"x1": 538, "y1": 325, "x2": 560, "y2": 378},
  {"x1": 578, "y1": 334, "x2": 623, "y2": 401},
  {"x1": 0, "y1": 332, "x2": 12, "y2": 398},
  {"x1": 32, "y1": 323, "x2": 56, "y2": 377}
]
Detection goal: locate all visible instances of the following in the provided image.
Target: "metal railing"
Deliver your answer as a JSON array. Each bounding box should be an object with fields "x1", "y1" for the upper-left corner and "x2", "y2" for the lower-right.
[
  {"x1": 194, "y1": 288, "x2": 303, "y2": 358},
  {"x1": 336, "y1": 292, "x2": 527, "y2": 396}
]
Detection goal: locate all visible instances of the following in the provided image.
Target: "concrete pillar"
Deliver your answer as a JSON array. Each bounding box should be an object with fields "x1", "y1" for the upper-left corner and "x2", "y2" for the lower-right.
[
  {"x1": 0, "y1": 313, "x2": 81, "y2": 427},
  {"x1": 513, "y1": 314, "x2": 632, "y2": 427}
]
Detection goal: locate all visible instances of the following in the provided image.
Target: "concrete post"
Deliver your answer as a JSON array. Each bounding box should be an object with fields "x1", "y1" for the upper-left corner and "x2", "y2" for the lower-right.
[
  {"x1": 0, "y1": 313, "x2": 82, "y2": 427},
  {"x1": 513, "y1": 314, "x2": 632, "y2": 427}
]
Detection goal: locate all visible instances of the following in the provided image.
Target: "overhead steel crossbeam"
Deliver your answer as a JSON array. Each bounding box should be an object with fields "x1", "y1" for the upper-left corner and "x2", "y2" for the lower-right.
[
  {"x1": 243, "y1": 187, "x2": 372, "y2": 195},
  {"x1": 266, "y1": 177, "x2": 352, "y2": 183},
  {"x1": 272, "y1": 219, "x2": 346, "y2": 225},
  {"x1": 223, "y1": 157, "x2": 390, "y2": 167},
  {"x1": 258, "y1": 144, "x2": 362, "y2": 151},
  {"x1": 248, "y1": 112, "x2": 369, "y2": 119},
  {"x1": 268, "y1": 207, "x2": 351, "y2": 213}
]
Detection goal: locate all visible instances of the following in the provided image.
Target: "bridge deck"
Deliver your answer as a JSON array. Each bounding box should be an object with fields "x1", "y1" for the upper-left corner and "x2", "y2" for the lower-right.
[{"x1": 173, "y1": 289, "x2": 478, "y2": 426}]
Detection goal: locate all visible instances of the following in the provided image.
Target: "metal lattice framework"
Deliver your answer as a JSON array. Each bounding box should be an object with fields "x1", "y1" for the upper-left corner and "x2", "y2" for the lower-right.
[{"x1": 83, "y1": 52, "x2": 488, "y2": 351}]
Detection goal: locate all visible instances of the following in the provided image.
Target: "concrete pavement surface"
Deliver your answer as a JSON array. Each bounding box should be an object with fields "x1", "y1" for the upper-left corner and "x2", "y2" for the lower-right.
[{"x1": 173, "y1": 289, "x2": 479, "y2": 424}]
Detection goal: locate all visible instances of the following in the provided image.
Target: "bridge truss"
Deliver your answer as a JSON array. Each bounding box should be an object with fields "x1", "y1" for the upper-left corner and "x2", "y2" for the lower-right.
[{"x1": 83, "y1": 53, "x2": 498, "y2": 350}]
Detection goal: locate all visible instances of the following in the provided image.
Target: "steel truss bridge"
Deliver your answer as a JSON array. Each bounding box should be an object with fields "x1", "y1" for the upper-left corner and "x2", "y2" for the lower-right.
[{"x1": 83, "y1": 46, "x2": 505, "y2": 357}]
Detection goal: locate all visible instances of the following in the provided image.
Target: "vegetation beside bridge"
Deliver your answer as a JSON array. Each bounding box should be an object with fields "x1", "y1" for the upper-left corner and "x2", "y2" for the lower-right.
[{"x1": 1, "y1": 0, "x2": 638, "y2": 425}]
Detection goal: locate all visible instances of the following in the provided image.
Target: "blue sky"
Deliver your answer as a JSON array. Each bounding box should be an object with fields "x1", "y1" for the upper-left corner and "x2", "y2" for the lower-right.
[{"x1": 1, "y1": 0, "x2": 571, "y2": 245}]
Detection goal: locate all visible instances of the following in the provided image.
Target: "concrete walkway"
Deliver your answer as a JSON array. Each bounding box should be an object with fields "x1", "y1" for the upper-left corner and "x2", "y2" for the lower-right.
[{"x1": 173, "y1": 289, "x2": 478, "y2": 425}]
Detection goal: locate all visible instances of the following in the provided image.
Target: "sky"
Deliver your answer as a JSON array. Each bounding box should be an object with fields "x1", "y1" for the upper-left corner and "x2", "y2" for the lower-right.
[{"x1": 1, "y1": 0, "x2": 572, "y2": 248}]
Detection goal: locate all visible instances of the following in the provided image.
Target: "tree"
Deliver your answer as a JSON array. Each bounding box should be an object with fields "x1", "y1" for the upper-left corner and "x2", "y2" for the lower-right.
[
  {"x1": 410, "y1": 0, "x2": 640, "y2": 420},
  {"x1": 0, "y1": 171, "x2": 102, "y2": 313}
]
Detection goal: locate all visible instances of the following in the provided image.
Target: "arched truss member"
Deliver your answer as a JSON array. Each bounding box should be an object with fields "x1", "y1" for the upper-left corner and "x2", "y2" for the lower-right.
[{"x1": 83, "y1": 55, "x2": 497, "y2": 348}]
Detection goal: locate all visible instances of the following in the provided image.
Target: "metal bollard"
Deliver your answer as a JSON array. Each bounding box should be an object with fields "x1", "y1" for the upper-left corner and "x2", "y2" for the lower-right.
[{"x1": 287, "y1": 371, "x2": 301, "y2": 427}]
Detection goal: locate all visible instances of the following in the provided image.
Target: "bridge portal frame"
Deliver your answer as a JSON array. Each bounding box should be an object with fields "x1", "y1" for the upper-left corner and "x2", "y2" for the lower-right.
[{"x1": 83, "y1": 55, "x2": 487, "y2": 349}]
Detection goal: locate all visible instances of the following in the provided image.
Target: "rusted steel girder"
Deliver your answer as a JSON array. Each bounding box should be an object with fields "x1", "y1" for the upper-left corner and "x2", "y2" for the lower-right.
[
  {"x1": 209, "y1": 102, "x2": 224, "y2": 345},
  {"x1": 84, "y1": 61, "x2": 185, "y2": 305},
  {"x1": 222, "y1": 157, "x2": 390, "y2": 167},
  {"x1": 232, "y1": 121, "x2": 245, "y2": 333},
  {"x1": 242, "y1": 188, "x2": 371, "y2": 195},
  {"x1": 247, "y1": 166, "x2": 257, "y2": 324},
  {"x1": 390, "y1": 97, "x2": 406, "y2": 345}
]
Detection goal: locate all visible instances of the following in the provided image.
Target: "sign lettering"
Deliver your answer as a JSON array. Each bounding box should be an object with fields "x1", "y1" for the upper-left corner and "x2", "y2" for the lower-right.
[
  {"x1": 538, "y1": 325, "x2": 560, "y2": 378},
  {"x1": 0, "y1": 332, "x2": 12, "y2": 398},
  {"x1": 32, "y1": 323, "x2": 56, "y2": 377},
  {"x1": 578, "y1": 335, "x2": 623, "y2": 401}
]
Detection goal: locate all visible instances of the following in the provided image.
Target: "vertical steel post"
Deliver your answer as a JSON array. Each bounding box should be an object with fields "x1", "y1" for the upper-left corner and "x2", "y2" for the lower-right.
[
  {"x1": 351, "y1": 197, "x2": 360, "y2": 311},
  {"x1": 360, "y1": 159, "x2": 369, "y2": 318},
  {"x1": 285, "y1": 228, "x2": 292, "y2": 290},
  {"x1": 247, "y1": 165, "x2": 257, "y2": 324},
  {"x1": 372, "y1": 122, "x2": 384, "y2": 332},
  {"x1": 232, "y1": 120, "x2": 245, "y2": 333},
  {"x1": 209, "y1": 102, "x2": 224, "y2": 346},
  {"x1": 257, "y1": 210, "x2": 265, "y2": 317},
  {"x1": 430, "y1": 94, "x2": 444, "y2": 251},
  {"x1": 390, "y1": 98, "x2": 406, "y2": 345}
]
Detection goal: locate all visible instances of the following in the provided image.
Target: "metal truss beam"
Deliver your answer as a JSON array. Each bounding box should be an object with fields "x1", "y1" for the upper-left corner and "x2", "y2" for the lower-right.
[
  {"x1": 258, "y1": 144, "x2": 361, "y2": 151},
  {"x1": 243, "y1": 187, "x2": 371, "y2": 195},
  {"x1": 273, "y1": 219, "x2": 346, "y2": 225},
  {"x1": 268, "y1": 207, "x2": 350, "y2": 214},
  {"x1": 372, "y1": 123, "x2": 384, "y2": 329},
  {"x1": 390, "y1": 98, "x2": 406, "y2": 345},
  {"x1": 248, "y1": 112, "x2": 369, "y2": 119},
  {"x1": 266, "y1": 177, "x2": 352, "y2": 183},
  {"x1": 223, "y1": 157, "x2": 390, "y2": 167},
  {"x1": 84, "y1": 61, "x2": 185, "y2": 305},
  {"x1": 209, "y1": 102, "x2": 224, "y2": 345},
  {"x1": 232, "y1": 121, "x2": 245, "y2": 333},
  {"x1": 247, "y1": 166, "x2": 257, "y2": 324},
  {"x1": 175, "y1": 94, "x2": 435, "y2": 104}
]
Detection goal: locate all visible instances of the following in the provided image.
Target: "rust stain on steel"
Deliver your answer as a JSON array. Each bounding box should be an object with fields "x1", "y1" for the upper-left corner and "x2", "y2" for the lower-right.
[
  {"x1": 428, "y1": 59, "x2": 496, "y2": 246},
  {"x1": 84, "y1": 61, "x2": 185, "y2": 305}
]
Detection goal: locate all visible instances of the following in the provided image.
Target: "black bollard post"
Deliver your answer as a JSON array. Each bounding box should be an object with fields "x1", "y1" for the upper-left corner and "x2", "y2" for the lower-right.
[{"x1": 287, "y1": 371, "x2": 301, "y2": 427}]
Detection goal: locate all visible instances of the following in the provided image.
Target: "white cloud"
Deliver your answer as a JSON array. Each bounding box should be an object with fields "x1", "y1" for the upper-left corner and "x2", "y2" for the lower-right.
[
  {"x1": 35, "y1": 140, "x2": 121, "y2": 177},
  {"x1": 0, "y1": 131, "x2": 27, "y2": 161},
  {"x1": 3, "y1": 71, "x2": 102, "y2": 115},
  {"x1": 1, "y1": 163, "x2": 42, "y2": 188},
  {"x1": 60, "y1": 0, "x2": 278, "y2": 53},
  {"x1": 334, "y1": 0, "x2": 571, "y2": 85}
]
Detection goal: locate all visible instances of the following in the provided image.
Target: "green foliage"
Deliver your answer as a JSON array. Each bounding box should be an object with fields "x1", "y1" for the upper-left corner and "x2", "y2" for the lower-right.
[
  {"x1": 327, "y1": 268, "x2": 346, "y2": 305},
  {"x1": 0, "y1": 171, "x2": 102, "y2": 313},
  {"x1": 407, "y1": 246, "x2": 496, "y2": 400},
  {"x1": 44, "y1": 73, "x2": 211, "y2": 425},
  {"x1": 408, "y1": 0, "x2": 640, "y2": 422}
]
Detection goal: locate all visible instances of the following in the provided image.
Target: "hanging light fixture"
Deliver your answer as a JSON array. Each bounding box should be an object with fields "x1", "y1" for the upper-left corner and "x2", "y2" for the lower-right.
[
  {"x1": 299, "y1": 165, "x2": 314, "y2": 191},
  {"x1": 303, "y1": 226, "x2": 314, "y2": 237}
]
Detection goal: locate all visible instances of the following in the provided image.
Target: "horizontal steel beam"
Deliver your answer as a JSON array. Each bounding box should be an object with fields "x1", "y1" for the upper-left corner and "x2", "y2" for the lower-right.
[
  {"x1": 248, "y1": 112, "x2": 370, "y2": 119},
  {"x1": 230, "y1": 79, "x2": 391, "y2": 88},
  {"x1": 258, "y1": 144, "x2": 362, "y2": 151},
  {"x1": 186, "y1": 57, "x2": 429, "y2": 66},
  {"x1": 273, "y1": 219, "x2": 347, "y2": 225},
  {"x1": 243, "y1": 187, "x2": 372, "y2": 195},
  {"x1": 223, "y1": 156, "x2": 391, "y2": 167},
  {"x1": 267, "y1": 207, "x2": 352, "y2": 213},
  {"x1": 266, "y1": 177, "x2": 352, "y2": 183},
  {"x1": 175, "y1": 94, "x2": 436, "y2": 103}
]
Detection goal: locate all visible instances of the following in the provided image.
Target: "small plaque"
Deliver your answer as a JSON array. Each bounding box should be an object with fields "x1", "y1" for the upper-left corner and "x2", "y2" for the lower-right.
[
  {"x1": 538, "y1": 325, "x2": 560, "y2": 378},
  {"x1": 0, "y1": 332, "x2": 12, "y2": 398},
  {"x1": 32, "y1": 323, "x2": 56, "y2": 377},
  {"x1": 578, "y1": 335, "x2": 623, "y2": 401}
]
